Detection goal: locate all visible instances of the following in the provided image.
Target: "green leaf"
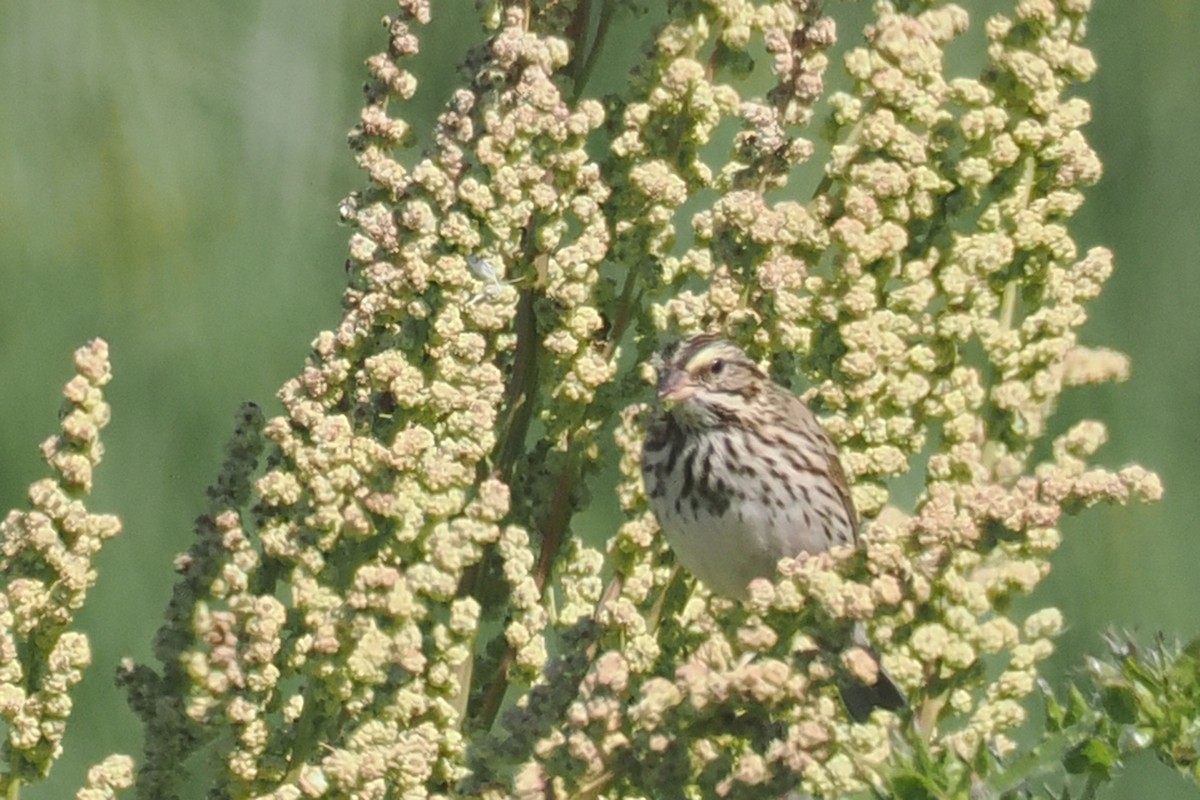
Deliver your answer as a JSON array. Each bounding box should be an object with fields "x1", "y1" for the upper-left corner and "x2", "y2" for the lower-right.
[
  {"x1": 1178, "y1": 634, "x2": 1200, "y2": 661},
  {"x1": 1101, "y1": 685, "x2": 1138, "y2": 725},
  {"x1": 1066, "y1": 684, "x2": 1091, "y2": 725},
  {"x1": 1064, "y1": 738, "x2": 1119, "y2": 780},
  {"x1": 1044, "y1": 682, "x2": 1067, "y2": 732},
  {"x1": 711, "y1": 42, "x2": 754, "y2": 79},
  {"x1": 890, "y1": 771, "x2": 941, "y2": 800}
]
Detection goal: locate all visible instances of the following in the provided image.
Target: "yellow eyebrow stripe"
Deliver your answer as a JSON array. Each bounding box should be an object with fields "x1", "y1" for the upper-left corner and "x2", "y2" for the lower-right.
[{"x1": 682, "y1": 341, "x2": 736, "y2": 373}]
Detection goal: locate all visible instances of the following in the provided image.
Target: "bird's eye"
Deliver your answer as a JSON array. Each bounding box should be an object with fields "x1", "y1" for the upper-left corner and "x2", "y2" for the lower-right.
[{"x1": 709, "y1": 358, "x2": 725, "y2": 375}]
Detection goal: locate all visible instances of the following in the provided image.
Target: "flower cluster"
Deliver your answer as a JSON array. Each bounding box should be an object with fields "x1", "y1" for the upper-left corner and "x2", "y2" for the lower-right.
[
  {"x1": 524, "y1": 1, "x2": 1161, "y2": 796},
  {"x1": 0, "y1": 340, "x2": 129, "y2": 796},
  {"x1": 108, "y1": 1, "x2": 1160, "y2": 798}
]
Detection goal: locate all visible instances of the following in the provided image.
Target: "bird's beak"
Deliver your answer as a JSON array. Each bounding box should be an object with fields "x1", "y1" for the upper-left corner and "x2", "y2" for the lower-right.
[{"x1": 657, "y1": 369, "x2": 695, "y2": 403}]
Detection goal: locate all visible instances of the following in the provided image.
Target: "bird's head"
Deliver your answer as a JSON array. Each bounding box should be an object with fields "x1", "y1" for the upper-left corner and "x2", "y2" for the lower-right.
[{"x1": 654, "y1": 334, "x2": 767, "y2": 428}]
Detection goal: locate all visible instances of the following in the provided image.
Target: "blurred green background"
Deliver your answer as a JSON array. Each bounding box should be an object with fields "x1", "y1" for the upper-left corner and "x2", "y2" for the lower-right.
[{"x1": 0, "y1": 2, "x2": 1195, "y2": 797}]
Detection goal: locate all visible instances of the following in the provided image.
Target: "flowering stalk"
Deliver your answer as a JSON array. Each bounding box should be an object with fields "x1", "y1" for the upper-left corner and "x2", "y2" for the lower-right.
[
  {"x1": 97, "y1": 1, "x2": 1165, "y2": 798},
  {"x1": 0, "y1": 340, "x2": 132, "y2": 798}
]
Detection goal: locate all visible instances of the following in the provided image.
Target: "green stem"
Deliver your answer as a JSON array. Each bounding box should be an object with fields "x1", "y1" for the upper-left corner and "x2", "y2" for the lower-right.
[
  {"x1": 997, "y1": 153, "x2": 1036, "y2": 336},
  {"x1": 535, "y1": 455, "x2": 577, "y2": 594},
  {"x1": 603, "y1": 265, "x2": 641, "y2": 362},
  {"x1": 495, "y1": 287, "x2": 539, "y2": 473},
  {"x1": 477, "y1": 647, "x2": 514, "y2": 733},
  {"x1": 812, "y1": 116, "x2": 864, "y2": 201},
  {"x1": 998, "y1": 280, "x2": 1017, "y2": 333},
  {"x1": 981, "y1": 709, "x2": 1102, "y2": 795},
  {"x1": 570, "y1": 0, "x2": 616, "y2": 101},
  {"x1": 473, "y1": 285, "x2": 539, "y2": 729},
  {"x1": 479, "y1": 440, "x2": 581, "y2": 734}
]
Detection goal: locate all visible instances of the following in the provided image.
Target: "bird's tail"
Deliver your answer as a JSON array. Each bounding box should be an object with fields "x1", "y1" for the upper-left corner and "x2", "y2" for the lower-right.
[
  {"x1": 839, "y1": 667, "x2": 906, "y2": 722},
  {"x1": 839, "y1": 622, "x2": 906, "y2": 721}
]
